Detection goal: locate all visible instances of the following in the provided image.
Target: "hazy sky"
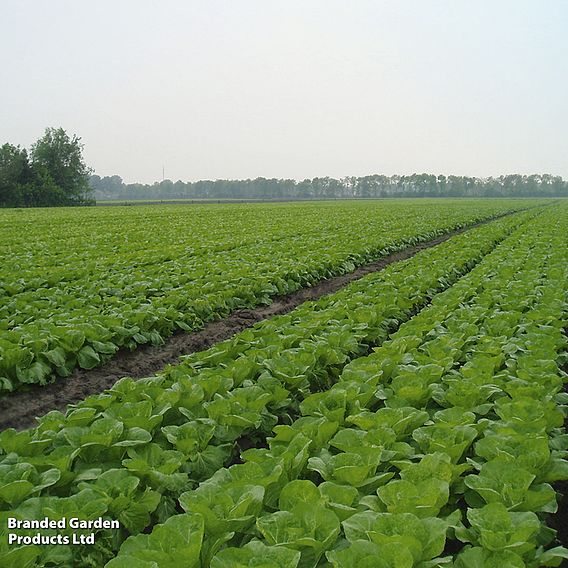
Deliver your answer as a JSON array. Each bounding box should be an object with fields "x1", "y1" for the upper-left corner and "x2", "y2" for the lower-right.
[{"x1": 1, "y1": 1, "x2": 567, "y2": 183}]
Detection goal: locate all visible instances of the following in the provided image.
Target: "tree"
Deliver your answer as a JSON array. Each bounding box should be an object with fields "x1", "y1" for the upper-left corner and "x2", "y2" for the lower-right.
[
  {"x1": 0, "y1": 143, "x2": 34, "y2": 207},
  {"x1": 30, "y1": 127, "x2": 94, "y2": 206}
]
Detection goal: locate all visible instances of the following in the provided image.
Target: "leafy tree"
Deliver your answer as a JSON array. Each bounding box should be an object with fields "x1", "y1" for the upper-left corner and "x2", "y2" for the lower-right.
[
  {"x1": 0, "y1": 128, "x2": 95, "y2": 207},
  {"x1": 0, "y1": 143, "x2": 34, "y2": 207},
  {"x1": 30, "y1": 127, "x2": 94, "y2": 206}
]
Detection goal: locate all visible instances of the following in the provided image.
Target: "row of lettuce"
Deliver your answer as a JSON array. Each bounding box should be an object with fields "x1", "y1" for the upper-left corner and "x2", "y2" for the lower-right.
[
  {"x1": 104, "y1": 205, "x2": 568, "y2": 567},
  {"x1": 0, "y1": 200, "x2": 536, "y2": 392},
  {"x1": 0, "y1": 210, "x2": 541, "y2": 566}
]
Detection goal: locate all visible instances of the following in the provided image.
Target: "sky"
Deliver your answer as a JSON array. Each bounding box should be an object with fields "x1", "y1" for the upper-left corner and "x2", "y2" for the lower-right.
[{"x1": 1, "y1": 1, "x2": 567, "y2": 184}]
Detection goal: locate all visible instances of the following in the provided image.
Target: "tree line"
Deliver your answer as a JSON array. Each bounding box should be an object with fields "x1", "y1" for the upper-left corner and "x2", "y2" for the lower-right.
[
  {"x1": 0, "y1": 128, "x2": 94, "y2": 207},
  {"x1": 2, "y1": 128, "x2": 567, "y2": 207},
  {"x1": 91, "y1": 173, "x2": 568, "y2": 201}
]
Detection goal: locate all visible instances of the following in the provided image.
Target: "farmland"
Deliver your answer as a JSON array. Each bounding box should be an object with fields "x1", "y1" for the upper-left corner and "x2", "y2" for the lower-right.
[
  {"x1": 0, "y1": 199, "x2": 535, "y2": 393},
  {"x1": 0, "y1": 199, "x2": 567, "y2": 567}
]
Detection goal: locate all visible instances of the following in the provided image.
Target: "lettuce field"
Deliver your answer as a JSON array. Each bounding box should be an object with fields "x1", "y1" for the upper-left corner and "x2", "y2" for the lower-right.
[{"x1": 0, "y1": 199, "x2": 567, "y2": 567}]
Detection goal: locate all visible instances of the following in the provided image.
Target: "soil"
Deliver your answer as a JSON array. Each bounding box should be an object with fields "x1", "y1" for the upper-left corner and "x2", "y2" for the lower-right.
[
  {"x1": 549, "y1": 356, "x2": 568, "y2": 548},
  {"x1": 0, "y1": 213, "x2": 514, "y2": 431},
  {"x1": 550, "y1": 479, "x2": 568, "y2": 548}
]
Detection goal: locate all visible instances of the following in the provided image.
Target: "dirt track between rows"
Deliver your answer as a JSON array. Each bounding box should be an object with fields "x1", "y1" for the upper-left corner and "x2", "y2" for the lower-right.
[{"x1": 0, "y1": 211, "x2": 520, "y2": 430}]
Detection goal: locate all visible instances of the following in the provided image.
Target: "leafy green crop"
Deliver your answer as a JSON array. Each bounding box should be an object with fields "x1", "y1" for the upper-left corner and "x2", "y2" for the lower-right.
[
  {"x1": 0, "y1": 199, "x2": 538, "y2": 391},
  {"x1": 102, "y1": 205, "x2": 568, "y2": 568},
  {"x1": 2, "y1": 204, "x2": 567, "y2": 567}
]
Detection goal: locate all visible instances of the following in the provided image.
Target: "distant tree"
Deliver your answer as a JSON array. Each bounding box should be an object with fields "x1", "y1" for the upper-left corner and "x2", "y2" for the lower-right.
[
  {"x1": 29, "y1": 127, "x2": 94, "y2": 206},
  {"x1": 89, "y1": 174, "x2": 125, "y2": 200},
  {"x1": 434, "y1": 174, "x2": 445, "y2": 196},
  {"x1": 296, "y1": 179, "x2": 313, "y2": 199},
  {"x1": 76, "y1": 169, "x2": 568, "y2": 202}
]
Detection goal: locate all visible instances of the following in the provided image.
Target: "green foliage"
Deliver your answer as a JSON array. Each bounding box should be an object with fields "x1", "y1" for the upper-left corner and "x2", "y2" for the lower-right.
[
  {"x1": 211, "y1": 541, "x2": 300, "y2": 568},
  {"x1": 0, "y1": 201, "x2": 533, "y2": 392},
  {"x1": 0, "y1": 143, "x2": 34, "y2": 207},
  {"x1": 1, "y1": 204, "x2": 568, "y2": 567},
  {"x1": 103, "y1": 205, "x2": 568, "y2": 567},
  {"x1": 106, "y1": 513, "x2": 204, "y2": 568},
  {"x1": 0, "y1": 127, "x2": 93, "y2": 208}
]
